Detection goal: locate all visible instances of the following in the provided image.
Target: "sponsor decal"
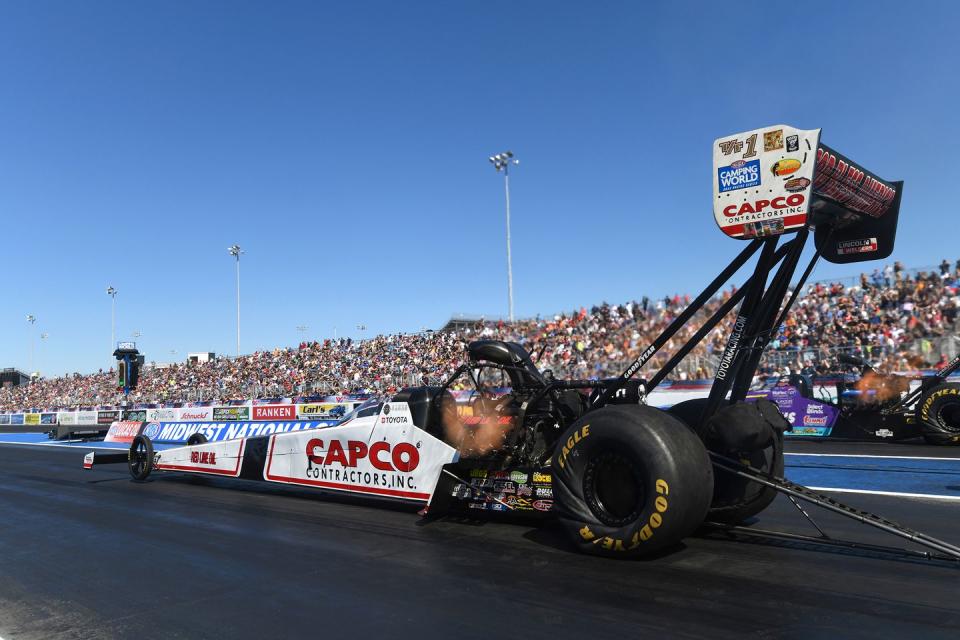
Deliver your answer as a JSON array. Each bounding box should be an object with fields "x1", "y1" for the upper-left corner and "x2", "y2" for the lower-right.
[
  {"x1": 837, "y1": 237, "x2": 878, "y2": 255},
  {"x1": 516, "y1": 484, "x2": 533, "y2": 497},
  {"x1": 155, "y1": 439, "x2": 245, "y2": 477},
  {"x1": 875, "y1": 429, "x2": 894, "y2": 438},
  {"x1": 814, "y1": 146, "x2": 897, "y2": 218},
  {"x1": 148, "y1": 420, "x2": 329, "y2": 444},
  {"x1": 298, "y1": 403, "x2": 345, "y2": 418},
  {"x1": 83, "y1": 452, "x2": 94, "y2": 470},
  {"x1": 40, "y1": 413, "x2": 56, "y2": 425},
  {"x1": 263, "y1": 403, "x2": 457, "y2": 502},
  {"x1": 252, "y1": 404, "x2": 295, "y2": 421},
  {"x1": 505, "y1": 495, "x2": 533, "y2": 510},
  {"x1": 763, "y1": 129, "x2": 783, "y2": 152},
  {"x1": 493, "y1": 481, "x2": 516, "y2": 494},
  {"x1": 532, "y1": 499, "x2": 553, "y2": 512},
  {"x1": 802, "y1": 415, "x2": 828, "y2": 426},
  {"x1": 143, "y1": 422, "x2": 162, "y2": 439},
  {"x1": 0, "y1": 414, "x2": 9, "y2": 425},
  {"x1": 24, "y1": 413, "x2": 41, "y2": 425},
  {"x1": 97, "y1": 411, "x2": 120, "y2": 425},
  {"x1": 742, "y1": 219, "x2": 784, "y2": 238},
  {"x1": 715, "y1": 314, "x2": 748, "y2": 381},
  {"x1": 532, "y1": 471, "x2": 552, "y2": 484},
  {"x1": 717, "y1": 159, "x2": 761, "y2": 193},
  {"x1": 784, "y1": 177, "x2": 811, "y2": 193},
  {"x1": 146, "y1": 408, "x2": 177, "y2": 422},
  {"x1": 771, "y1": 158, "x2": 802, "y2": 177},
  {"x1": 177, "y1": 407, "x2": 214, "y2": 421},
  {"x1": 123, "y1": 410, "x2": 147, "y2": 422},
  {"x1": 380, "y1": 402, "x2": 411, "y2": 425},
  {"x1": 534, "y1": 486, "x2": 553, "y2": 498},
  {"x1": 509, "y1": 470, "x2": 529, "y2": 484},
  {"x1": 790, "y1": 426, "x2": 827, "y2": 436},
  {"x1": 104, "y1": 421, "x2": 144, "y2": 443},
  {"x1": 785, "y1": 134, "x2": 799, "y2": 152},
  {"x1": 806, "y1": 404, "x2": 825, "y2": 415},
  {"x1": 10, "y1": 414, "x2": 24, "y2": 425},
  {"x1": 718, "y1": 133, "x2": 758, "y2": 158},
  {"x1": 77, "y1": 410, "x2": 98, "y2": 424},
  {"x1": 213, "y1": 406, "x2": 250, "y2": 421}
]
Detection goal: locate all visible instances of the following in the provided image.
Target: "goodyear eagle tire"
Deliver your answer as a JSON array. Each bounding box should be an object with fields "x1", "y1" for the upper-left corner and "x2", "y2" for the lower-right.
[
  {"x1": 128, "y1": 434, "x2": 155, "y2": 482},
  {"x1": 669, "y1": 398, "x2": 787, "y2": 524},
  {"x1": 916, "y1": 383, "x2": 960, "y2": 445},
  {"x1": 187, "y1": 432, "x2": 209, "y2": 446},
  {"x1": 553, "y1": 405, "x2": 713, "y2": 557}
]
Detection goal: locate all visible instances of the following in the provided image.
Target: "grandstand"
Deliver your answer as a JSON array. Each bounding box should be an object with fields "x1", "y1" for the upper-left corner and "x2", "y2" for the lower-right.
[{"x1": 1, "y1": 260, "x2": 958, "y2": 412}]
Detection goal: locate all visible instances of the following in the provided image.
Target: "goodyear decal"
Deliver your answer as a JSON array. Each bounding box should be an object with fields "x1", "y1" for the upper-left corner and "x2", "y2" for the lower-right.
[{"x1": 579, "y1": 479, "x2": 671, "y2": 551}]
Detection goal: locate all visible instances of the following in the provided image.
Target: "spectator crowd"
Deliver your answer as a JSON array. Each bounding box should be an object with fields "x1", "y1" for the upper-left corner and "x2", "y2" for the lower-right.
[{"x1": 2, "y1": 260, "x2": 958, "y2": 411}]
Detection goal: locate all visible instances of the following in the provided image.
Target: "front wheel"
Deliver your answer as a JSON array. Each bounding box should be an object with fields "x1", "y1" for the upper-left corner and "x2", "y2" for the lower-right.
[
  {"x1": 128, "y1": 434, "x2": 155, "y2": 481},
  {"x1": 552, "y1": 405, "x2": 714, "y2": 557},
  {"x1": 916, "y1": 383, "x2": 960, "y2": 445}
]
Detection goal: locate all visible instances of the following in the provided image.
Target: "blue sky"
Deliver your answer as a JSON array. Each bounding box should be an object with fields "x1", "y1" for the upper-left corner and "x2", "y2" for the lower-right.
[{"x1": 1, "y1": 1, "x2": 958, "y2": 376}]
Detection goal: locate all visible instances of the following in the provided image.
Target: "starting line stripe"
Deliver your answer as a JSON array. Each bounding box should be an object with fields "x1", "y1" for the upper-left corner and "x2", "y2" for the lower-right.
[
  {"x1": 806, "y1": 486, "x2": 960, "y2": 501},
  {"x1": 786, "y1": 453, "x2": 960, "y2": 462}
]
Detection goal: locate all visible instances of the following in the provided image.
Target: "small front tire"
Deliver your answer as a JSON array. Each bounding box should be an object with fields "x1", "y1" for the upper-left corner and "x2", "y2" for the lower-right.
[{"x1": 129, "y1": 435, "x2": 155, "y2": 482}]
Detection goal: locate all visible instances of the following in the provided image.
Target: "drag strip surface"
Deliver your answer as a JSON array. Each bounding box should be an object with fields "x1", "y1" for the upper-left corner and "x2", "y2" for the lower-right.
[{"x1": 0, "y1": 445, "x2": 957, "y2": 639}]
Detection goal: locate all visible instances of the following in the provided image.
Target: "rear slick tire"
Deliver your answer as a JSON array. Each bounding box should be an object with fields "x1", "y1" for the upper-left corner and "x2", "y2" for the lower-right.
[
  {"x1": 553, "y1": 405, "x2": 713, "y2": 557},
  {"x1": 916, "y1": 383, "x2": 960, "y2": 445}
]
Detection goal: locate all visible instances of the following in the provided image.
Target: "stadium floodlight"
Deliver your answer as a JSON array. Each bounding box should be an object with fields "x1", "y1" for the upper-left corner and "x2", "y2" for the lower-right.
[
  {"x1": 488, "y1": 150, "x2": 519, "y2": 322},
  {"x1": 228, "y1": 245, "x2": 244, "y2": 357}
]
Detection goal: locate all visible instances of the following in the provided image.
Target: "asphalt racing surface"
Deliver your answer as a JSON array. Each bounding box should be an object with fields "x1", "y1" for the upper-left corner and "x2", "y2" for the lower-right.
[{"x1": 0, "y1": 442, "x2": 957, "y2": 639}]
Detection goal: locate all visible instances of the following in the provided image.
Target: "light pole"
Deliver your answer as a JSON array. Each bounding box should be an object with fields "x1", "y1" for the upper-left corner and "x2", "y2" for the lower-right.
[
  {"x1": 489, "y1": 150, "x2": 519, "y2": 322},
  {"x1": 228, "y1": 245, "x2": 243, "y2": 357},
  {"x1": 356, "y1": 324, "x2": 366, "y2": 343},
  {"x1": 26, "y1": 315, "x2": 36, "y2": 376},
  {"x1": 296, "y1": 325, "x2": 308, "y2": 344},
  {"x1": 131, "y1": 330, "x2": 141, "y2": 341},
  {"x1": 106, "y1": 286, "x2": 117, "y2": 351},
  {"x1": 40, "y1": 332, "x2": 48, "y2": 376}
]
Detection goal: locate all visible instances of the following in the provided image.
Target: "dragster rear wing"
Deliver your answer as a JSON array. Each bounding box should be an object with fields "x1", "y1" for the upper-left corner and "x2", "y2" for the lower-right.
[{"x1": 713, "y1": 125, "x2": 902, "y2": 263}]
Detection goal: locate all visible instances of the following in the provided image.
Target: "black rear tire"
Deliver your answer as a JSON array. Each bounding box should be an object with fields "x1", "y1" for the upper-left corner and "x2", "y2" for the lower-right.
[
  {"x1": 668, "y1": 398, "x2": 787, "y2": 524},
  {"x1": 553, "y1": 405, "x2": 713, "y2": 557},
  {"x1": 187, "y1": 432, "x2": 208, "y2": 446},
  {"x1": 128, "y1": 434, "x2": 155, "y2": 482},
  {"x1": 916, "y1": 383, "x2": 960, "y2": 445}
]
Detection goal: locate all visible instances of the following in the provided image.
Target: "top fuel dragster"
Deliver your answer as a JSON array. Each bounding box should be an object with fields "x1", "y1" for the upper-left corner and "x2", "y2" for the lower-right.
[
  {"x1": 750, "y1": 353, "x2": 960, "y2": 444},
  {"x1": 86, "y1": 124, "x2": 960, "y2": 562}
]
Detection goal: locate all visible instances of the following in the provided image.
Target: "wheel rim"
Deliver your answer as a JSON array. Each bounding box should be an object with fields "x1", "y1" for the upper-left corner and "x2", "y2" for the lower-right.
[
  {"x1": 937, "y1": 402, "x2": 960, "y2": 433},
  {"x1": 131, "y1": 440, "x2": 147, "y2": 475},
  {"x1": 583, "y1": 450, "x2": 645, "y2": 527}
]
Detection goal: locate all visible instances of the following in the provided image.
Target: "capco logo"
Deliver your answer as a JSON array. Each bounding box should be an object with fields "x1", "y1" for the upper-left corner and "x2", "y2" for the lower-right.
[
  {"x1": 723, "y1": 193, "x2": 805, "y2": 217},
  {"x1": 305, "y1": 438, "x2": 419, "y2": 472}
]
